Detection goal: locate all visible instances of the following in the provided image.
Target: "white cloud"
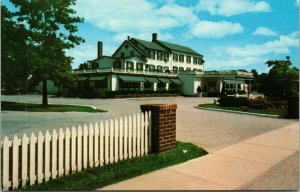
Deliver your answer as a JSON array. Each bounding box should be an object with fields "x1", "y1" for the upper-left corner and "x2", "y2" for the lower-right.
[
  {"x1": 296, "y1": 0, "x2": 299, "y2": 6},
  {"x1": 191, "y1": 20, "x2": 244, "y2": 38},
  {"x1": 204, "y1": 31, "x2": 299, "y2": 71},
  {"x1": 66, "y1": 44, "x2": 96, "y2": 68},
  {"x1": 227, "y1": 32, "x2": 299, "y2": 57},
  {"x1": 195, "y1": 0, "x2": 271, "y2": 16},
  {"x1": 74, "y1": 0, "x2": 188, "y2": 42},
  {"x1": 252, "y1": 27, "x2": 278, "y2": 36},
  {"x1": 74, "y1": 0, "x2": 245, "y2": 41}
]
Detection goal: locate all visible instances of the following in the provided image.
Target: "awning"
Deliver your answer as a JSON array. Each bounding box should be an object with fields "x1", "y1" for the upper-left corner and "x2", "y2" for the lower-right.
[
  {"x1": 158, "y1": 78, "x2": 172, "y2": 83},
  {"x1": 145, "y1": 77, "x2": 159, "y2": 83},
  {"x1": 224, "y1": 80, "x2": 245, "y2": 84},
  {"x1": 170, "y1": 78, "x2": 182, "y2": 84},
  {"x1": 119, "y1": 75, "x2": 147, "y2": 82},
  {"x1": 77, "y1": 77, "x2": 88, "y2": 81},
  {"x1": 89, "y1": 76, "x2": 106, "y2": 81}
]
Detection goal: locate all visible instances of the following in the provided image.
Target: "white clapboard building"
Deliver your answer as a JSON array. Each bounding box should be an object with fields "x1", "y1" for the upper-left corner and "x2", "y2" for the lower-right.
[{"x1": 73, "y1": 33, "x2": 253, "y2": 97}]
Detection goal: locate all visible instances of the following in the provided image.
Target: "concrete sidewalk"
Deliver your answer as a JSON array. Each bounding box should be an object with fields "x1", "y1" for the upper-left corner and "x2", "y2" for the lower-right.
[{"x1": 100, "y1": 122, "x2": 299, "y2": 190}]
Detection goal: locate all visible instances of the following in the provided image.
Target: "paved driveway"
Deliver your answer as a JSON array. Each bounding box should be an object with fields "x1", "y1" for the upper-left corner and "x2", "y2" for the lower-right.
[{"x1": 1, "y1": 95, "x2": 297, "y2": 152}]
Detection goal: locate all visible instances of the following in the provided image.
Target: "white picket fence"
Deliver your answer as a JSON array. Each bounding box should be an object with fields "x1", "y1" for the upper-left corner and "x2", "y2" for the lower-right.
[{"x1": 1, "y1": 111, "x2": 151, "y2": 190}]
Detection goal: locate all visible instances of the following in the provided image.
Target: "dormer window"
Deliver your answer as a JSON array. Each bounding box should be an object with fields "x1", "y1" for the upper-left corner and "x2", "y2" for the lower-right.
[{"x1": 130, "y1": 51, "x2": 134, "y2": 57}]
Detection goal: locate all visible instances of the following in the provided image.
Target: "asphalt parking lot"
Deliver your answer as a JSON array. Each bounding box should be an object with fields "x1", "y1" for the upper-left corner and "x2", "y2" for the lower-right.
[{"x1": 1, "y1": 94, "x2": 297, "y2": 152}]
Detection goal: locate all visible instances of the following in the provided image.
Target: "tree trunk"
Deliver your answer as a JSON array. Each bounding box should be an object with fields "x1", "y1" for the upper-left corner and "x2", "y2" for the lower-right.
[{"x1": 42, "y1": 79, "x2": 48, "y2": 107}]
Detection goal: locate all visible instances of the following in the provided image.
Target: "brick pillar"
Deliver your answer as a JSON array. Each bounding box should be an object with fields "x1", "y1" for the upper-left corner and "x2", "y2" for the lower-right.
[{"x1": 140, "y1": 104, "x2": 177, "y2": 153}]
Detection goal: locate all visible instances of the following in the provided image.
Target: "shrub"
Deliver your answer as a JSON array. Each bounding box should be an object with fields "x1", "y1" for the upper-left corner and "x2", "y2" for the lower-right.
[
  {"x1": 81, "y1": 86, "x2": 95, "y2": 98},
  {"x1": 249, "y1": 97, "x2": 275, "y2": 109},
  {"x1": 219, "y1": 96, "x2": 249, "y2": 107},
  {"x1": 66, "y1": 87, "x2": 80, "y2": 97}
]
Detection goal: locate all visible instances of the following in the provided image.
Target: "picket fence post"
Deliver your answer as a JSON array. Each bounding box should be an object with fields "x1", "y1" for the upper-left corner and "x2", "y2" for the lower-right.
[
  {"x1": 37, "y1": 132, "x2": 44, "y2": 183},
  {"x1": 124, "y1": 116, "x2": 128, "y2": 160},
  {"x1": 114, "y1": 119, "x2": 119, "y2": 163},
  {"x1": 65, "y1": 127, "x2": 71, "y2": 175},
  {"x1": 100, "y1": 122, "x2": 104, "y2": 166},
  {"x1": 77, "y1": 126, "x2": 83, "y2": 172},
  {"x1": 22, "y1": 134, "x2": 29, "y2": 187},
  {"x1": 89, "y1": 124, "x2": 94, "y2": 168},
  {"x1": 44, "y1": 131, "x2": 51, "y2": 181},
  {"x1": 71, "y1": 126, "x2": 77, "y2": 173},
  {"x1": 119, "y1": 117, "x2": 124, "y2": 161},
  {"x1": 94, "y1": 122, "x2": 99, "y2": 167}
]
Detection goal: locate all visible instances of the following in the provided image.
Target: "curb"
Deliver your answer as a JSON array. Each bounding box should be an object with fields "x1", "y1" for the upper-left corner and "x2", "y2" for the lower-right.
[{"x1": 195, "y1": 106, "x2": 282, "y2": 118}]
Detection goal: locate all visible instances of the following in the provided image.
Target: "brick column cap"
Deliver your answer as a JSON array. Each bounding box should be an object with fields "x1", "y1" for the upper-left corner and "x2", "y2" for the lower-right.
[{"x1": 140, "y1": 104, "x2": 177, "y2": 111}]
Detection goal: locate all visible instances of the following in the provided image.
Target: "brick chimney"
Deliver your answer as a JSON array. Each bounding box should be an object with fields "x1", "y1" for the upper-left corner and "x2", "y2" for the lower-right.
[
  {"x1": 152, "y1": 33, "x2": 158, "y2": 41},
  {"x1": 98, "y1": 41, "x2": 103, "y2": 58}
]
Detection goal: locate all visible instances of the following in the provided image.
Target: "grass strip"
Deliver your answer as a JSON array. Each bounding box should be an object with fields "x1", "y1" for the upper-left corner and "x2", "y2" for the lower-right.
[
  {"x1": 1, "y1": 101, "x2": 107, "y2": 113},
  {"x1": 198, "y1": 103, "x2": 287, "y2": 116},
  {"x1": 24, "y1": 141, "x2": 207, "y2": 191}
]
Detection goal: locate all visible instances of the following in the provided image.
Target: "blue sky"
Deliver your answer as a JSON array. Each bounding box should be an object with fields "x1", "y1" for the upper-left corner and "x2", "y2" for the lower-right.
[{"x1": 4, "y1": 0, "x2": 299, "y2": 73}]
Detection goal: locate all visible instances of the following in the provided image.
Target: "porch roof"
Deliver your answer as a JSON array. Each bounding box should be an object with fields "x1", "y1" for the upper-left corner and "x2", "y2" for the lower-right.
[
  {"x1": 170, "y1": 78, "x2": 182, "y2": 84},
  {"x1": 224, "y1": 79, "x2": 245, "y2": 84},
  {"x1": 77, "y1": 77, "x2": 88, "y2": 81},
  {"x1": 119, "y1": 75, "x2": 147, "y2": 82},
  {"x1": 145, "y1": 77, "x2": 160, "y2": 83},
  {"x1": 89, "y1": 76, "x2": 106, "y2": 81},
  {"x1": 158, "y1": 78, "x2": 172, "y2": 83}
]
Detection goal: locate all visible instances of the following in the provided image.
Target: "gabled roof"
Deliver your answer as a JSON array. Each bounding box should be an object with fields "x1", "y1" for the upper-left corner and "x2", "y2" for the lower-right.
[
  {"x1": 131, "y1": 38, "x2": 168, "y2": 52},
  {"x1": 155, "y1": 40, "x2": 203, "y2": 56},
  {"x1": 112, "y1": 40, "x2": 146, "y2": 58}
]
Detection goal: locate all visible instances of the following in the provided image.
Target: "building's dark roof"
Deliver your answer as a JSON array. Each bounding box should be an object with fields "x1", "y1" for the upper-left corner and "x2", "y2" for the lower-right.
[
  {"x1": 156, "y1": 40, "x2": 202, "y2": 56},
  {"x1": 88, "y1": 56, "x2": 114, "y2": 63},
  {"x1": 113, "y1": 55, "x2": 146, "y2": 61},
  {"x1": 131, "y1": 38, "x2": 168, "y2": 52}
]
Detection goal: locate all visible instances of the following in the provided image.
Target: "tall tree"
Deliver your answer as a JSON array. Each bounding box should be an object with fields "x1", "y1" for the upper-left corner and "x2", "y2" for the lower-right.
[
  {"x1": 1, "y1": 5, "x2": 31, "y2": 94},
  {"x1": 9, "y1": 0, "x2": 84, "y2": 106},
  {"x1": 262, "y1": 56, "x2": 299, "y2": 98}
]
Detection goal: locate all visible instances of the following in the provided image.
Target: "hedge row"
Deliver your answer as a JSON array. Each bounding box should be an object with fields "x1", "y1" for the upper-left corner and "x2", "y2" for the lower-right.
[
  {"x1": 65, "y1": 87, "x2": 181, "y2": 98},
  {"x1": 219, "y1": 96, "x2": 287, "y2": 110},
  {"x1": 105, "y1": 90, "x2": 181, "y2": 98},
  {"x1": 219, "y1": 96, "x2": 249, "y2": 107}
]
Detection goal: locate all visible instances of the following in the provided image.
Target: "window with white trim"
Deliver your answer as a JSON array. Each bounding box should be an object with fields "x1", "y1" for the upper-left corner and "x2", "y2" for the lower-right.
[
  {"x1": 179, "y1": 54, "x2": 184, "y2": 62},
  {"x1": 173, "y1": 53, "x2": 178, "y2": 62},
  {"x1": 157, "y1": 51, "x2": 162, "y2": 60},
  {"x1": 193, "y1": 57, "x2": 197, "y2": 64},
  {"x1": 186, "y1": 56, "x2": 191, "y2": 63}
]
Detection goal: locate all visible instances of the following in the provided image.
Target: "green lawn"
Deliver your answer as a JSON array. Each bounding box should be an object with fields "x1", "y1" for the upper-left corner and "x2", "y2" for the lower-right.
[
  {"x1": 24, "y1": 141, "x2": 208, "y2": 191},
  {"x1": 1, "y1": 101, "x2": 107, "y2": 113},
  {"x1": 198, "y1": 103, "x2": 287, "y2": 116}
]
